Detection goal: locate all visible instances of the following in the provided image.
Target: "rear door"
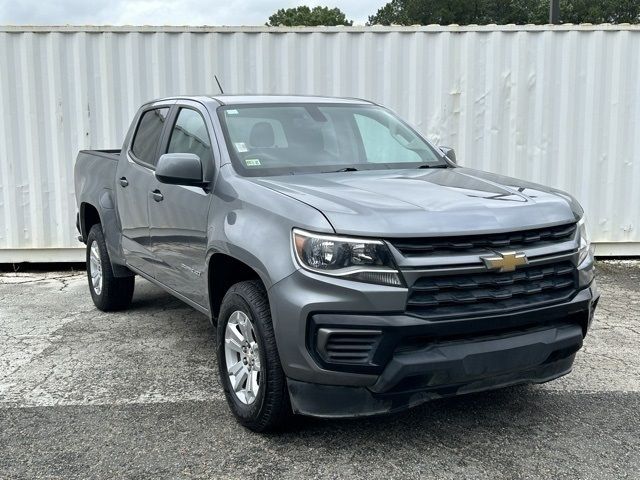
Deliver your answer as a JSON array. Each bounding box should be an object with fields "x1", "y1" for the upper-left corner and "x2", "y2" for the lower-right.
[
  {"x1": 148, "y1": 101, "x2": 217, "y2": 307},
  {"x1": 116, "y1": 102, "x2": 173, "y2": 275}
]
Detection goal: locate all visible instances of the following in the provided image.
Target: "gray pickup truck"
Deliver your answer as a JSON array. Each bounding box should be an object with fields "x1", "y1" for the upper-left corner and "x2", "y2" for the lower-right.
[{"x1": 75, "y1": 95, "x2": 598, "y2": 431}]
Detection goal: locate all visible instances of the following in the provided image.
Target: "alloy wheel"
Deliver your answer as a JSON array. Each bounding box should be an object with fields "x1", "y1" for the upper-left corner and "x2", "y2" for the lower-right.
[
  {"x1": 89, "y1": 241, "x2": 103, "y2": 295},
  {"x1": 224, "y1": 310, "x2": 261, "y2": 404}
]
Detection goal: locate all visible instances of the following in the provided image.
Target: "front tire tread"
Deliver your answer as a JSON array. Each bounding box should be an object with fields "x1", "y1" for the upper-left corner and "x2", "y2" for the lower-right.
[{"x1": 218, "y1": 280, "x2": 292, "y2": 432}]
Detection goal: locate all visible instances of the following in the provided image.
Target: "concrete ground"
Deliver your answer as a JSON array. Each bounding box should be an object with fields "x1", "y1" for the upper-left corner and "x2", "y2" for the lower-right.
[{"x1": 0, "y1": 261, "x2": 638, "y2": 479}]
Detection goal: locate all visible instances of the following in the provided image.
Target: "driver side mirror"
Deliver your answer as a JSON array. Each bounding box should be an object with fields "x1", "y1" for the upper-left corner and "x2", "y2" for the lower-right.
[
  {"x1": 155, "y1": 153, "x2": 205, "y2": 186},
  {"x1": 440, "y1": 146, "x2": 456, "y2": 164}
]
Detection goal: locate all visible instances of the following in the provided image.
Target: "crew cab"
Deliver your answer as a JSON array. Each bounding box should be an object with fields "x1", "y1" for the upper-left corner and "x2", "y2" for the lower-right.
[{"x1": 74, "y1": 95, "x2": 599, "y2": 431}]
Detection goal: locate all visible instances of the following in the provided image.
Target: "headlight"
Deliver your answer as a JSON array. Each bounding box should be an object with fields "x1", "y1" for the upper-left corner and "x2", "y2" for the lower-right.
[
  {"x1": 292, "y1": 229, "x2": 402, "y2": 287},
  {"x1": 577, "y1": 216, "x2": 592, "y2": 265}
]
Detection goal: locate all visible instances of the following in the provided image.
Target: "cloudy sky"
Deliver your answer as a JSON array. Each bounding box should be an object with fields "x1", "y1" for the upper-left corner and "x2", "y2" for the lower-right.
[{"x1": 0, "y1": 0, "x2": 389, "y2": 26}]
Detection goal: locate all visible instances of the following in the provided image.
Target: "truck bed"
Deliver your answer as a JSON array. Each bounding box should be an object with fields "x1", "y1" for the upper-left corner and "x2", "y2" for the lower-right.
[
  {"x1": 74, "y1": 149, "x2": 121, "y2": 216},
  {"x1": 74, "y1": 148, "x2": 125, "y2": 257}
]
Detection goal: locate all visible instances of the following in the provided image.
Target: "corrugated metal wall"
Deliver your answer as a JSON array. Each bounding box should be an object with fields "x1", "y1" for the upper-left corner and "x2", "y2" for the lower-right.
[{"x1": 0, "y1": 25, "x2": 638, "y2": 261}]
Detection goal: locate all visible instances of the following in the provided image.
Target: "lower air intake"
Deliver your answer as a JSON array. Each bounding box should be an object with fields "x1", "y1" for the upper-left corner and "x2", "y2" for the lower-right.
[{"x1": 316, "y1": 328, "x2": 382, "y2": 365}]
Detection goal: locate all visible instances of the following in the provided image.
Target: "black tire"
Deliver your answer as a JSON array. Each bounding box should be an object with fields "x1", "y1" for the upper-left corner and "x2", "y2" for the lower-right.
[
  {"x1": 217, "y1": 280, "x2": 292, "y2": 432},
  {"x1": 86, "y1": 224, "x2": 135, "y2": 311}
]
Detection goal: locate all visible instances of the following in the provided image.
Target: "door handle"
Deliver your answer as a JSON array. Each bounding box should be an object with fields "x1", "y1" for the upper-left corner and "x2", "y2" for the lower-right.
[
  {"x1": 119, "y1": 177, "x2": 129, "y2": 187},
  {"x1": 151, "y1": 189, "x2": 164, "y2": 202}
]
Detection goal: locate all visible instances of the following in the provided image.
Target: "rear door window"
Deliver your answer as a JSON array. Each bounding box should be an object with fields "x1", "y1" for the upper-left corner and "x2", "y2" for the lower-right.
[{"x1": 131, "y1": 108, "x2": 170, "y2": 166}]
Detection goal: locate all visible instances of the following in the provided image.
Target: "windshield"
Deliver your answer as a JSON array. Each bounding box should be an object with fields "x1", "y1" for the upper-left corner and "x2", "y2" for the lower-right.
[{"x1": 217, "y1": 103, "x2": 446, "y2": 176}]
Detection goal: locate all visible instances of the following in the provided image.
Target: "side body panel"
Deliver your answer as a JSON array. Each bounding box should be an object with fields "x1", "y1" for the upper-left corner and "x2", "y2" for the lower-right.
[
  {"x1": 149, "y1": 100, "x2": 219, "y2": 308},
  {"x1": 141, "y1": 97, "x2": 339, "y2": 317},
  {"x1": 115, "y1": 100, "x2": 176, "y2": 276}
]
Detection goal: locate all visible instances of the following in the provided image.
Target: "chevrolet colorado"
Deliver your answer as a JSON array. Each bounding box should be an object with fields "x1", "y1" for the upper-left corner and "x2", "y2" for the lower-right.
[{"x1": 74, "y1": 95, "x2": 599, "y2": 432}]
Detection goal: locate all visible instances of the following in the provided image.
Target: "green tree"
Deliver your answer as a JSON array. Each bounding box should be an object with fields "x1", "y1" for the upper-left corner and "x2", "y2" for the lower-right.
[
  {"x1": 267, "y1": 6, "x2": 353, "y2": 26},
  {"x1": 560, "y1": 0, "x2": 640, "y2": 23},
  {"x1": 367, "y1": 0, "x2": 640, "y2": 25}
]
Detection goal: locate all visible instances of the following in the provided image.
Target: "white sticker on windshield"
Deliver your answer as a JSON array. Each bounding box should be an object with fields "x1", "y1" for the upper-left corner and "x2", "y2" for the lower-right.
[
  {"x1": 227, "y1": 109, "x2": 239, "y2": 115},
  {"x1": 235, "y1": 142, "x2": 248, "y2": 152},
  {"x1": 245, "y1": 158, "x2": 261, "y2": 167}
]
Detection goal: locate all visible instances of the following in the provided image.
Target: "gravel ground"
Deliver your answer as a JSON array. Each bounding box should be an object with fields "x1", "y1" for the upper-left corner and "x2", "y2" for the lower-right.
[{"x1": 0, "y1": 261, "x2": 638, "y2": 479}]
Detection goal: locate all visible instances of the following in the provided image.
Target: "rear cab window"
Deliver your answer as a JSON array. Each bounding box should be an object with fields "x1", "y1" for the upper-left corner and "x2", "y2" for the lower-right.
[{"x1": 130, "y1": 107, "x2": 170, "y2": 167}]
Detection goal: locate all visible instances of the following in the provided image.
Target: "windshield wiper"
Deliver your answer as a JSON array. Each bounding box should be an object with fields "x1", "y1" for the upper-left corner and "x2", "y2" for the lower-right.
[
  {"x1": 418, "y1": 164, "x2": 449, "y2": 169},
  {"x1": 322, "y1": 167, "x2": 359, "y2": 173}
]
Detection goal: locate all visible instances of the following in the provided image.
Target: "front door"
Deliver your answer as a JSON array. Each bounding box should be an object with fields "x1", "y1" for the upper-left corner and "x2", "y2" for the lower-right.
[
  {"x1": 116, "y1": 106, "x2": 171, "y2": 275},
  {"x1": 149, "y1": 105, "x2": 216, "y2": 307}
]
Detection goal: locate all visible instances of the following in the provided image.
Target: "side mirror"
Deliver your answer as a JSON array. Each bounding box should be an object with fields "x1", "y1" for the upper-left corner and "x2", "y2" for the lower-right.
[
  {"x1": 440, "y1": 146, "x2": 456, "y2": 164},
  {"x1": 155, "y1": 153, "x2": 205, "y2": 186}
]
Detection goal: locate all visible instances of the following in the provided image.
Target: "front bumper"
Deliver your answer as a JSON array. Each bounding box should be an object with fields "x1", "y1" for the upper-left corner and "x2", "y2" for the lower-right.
[
  {"x1": 289, "y1": 353, "x2": 576, "y2": 418},
  {"x1": 269, "y1": 268, "x2": 599, "y2": 418}
]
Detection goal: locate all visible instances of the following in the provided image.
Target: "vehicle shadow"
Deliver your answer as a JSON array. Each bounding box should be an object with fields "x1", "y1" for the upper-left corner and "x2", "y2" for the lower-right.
[
  {"x1": 258, "y1": 385, "x2": 631, "y2": 478},
  {"x1": 127, "y1": 278, "x2": 210, "y2": 319}
]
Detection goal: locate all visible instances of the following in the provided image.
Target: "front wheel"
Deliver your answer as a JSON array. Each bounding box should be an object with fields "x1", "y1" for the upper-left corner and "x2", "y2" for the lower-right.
[
  {"x1": 86, "y1": 225, "x2": 134, "y2": 311},
  {"x1": 217, "y1": 280, "x2": 292, "y2": 432}
]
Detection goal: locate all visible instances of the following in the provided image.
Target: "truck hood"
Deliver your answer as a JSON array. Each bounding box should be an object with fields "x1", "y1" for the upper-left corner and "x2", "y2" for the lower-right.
[{"x1": 250, "y1": 167, "x2": 581, "y2": 237}]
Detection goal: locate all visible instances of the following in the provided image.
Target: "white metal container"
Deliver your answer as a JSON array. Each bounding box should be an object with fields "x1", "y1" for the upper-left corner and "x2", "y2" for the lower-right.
[{"x1": 0, "y1": 25, "x2": 638, "y2": 261}]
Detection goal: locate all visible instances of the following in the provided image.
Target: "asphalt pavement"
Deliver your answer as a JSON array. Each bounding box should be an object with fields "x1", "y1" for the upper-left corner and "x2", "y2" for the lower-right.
[{"x1": 0, "y1": 261, "x2": 638, "y2": 479}]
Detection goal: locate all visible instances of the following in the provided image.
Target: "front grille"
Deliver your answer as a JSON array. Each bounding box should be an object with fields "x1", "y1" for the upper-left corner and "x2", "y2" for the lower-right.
[
  {"x1": 390, "y1": 223, "x2": 576, "y2": 256},
  {"x1": 316, "y1": 328, "x2": 382, "y2": 365},
  {"x1": 406, "y1": 261, "x2": 577, "y2": 319}
]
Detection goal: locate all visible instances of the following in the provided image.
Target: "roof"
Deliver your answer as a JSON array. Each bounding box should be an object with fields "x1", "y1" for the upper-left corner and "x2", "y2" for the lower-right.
[{"x1": 207, "y1": 94, "x2": 373, "y2": 106}]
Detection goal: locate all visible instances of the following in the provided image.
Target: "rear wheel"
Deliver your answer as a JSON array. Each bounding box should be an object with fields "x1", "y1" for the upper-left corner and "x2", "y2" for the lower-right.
[
  {"x1": 217, "y1": 280, "x2": 292, "y2": 432},
  {"x1": 86, "y1": 225, "x2": 134, "y2": 311}
]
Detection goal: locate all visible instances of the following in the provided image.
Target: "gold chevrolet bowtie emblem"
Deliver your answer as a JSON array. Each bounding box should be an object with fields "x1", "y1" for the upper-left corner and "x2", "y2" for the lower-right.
[{"x1": 481, "y1": 251, "x2": 528, "y2": 272}]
